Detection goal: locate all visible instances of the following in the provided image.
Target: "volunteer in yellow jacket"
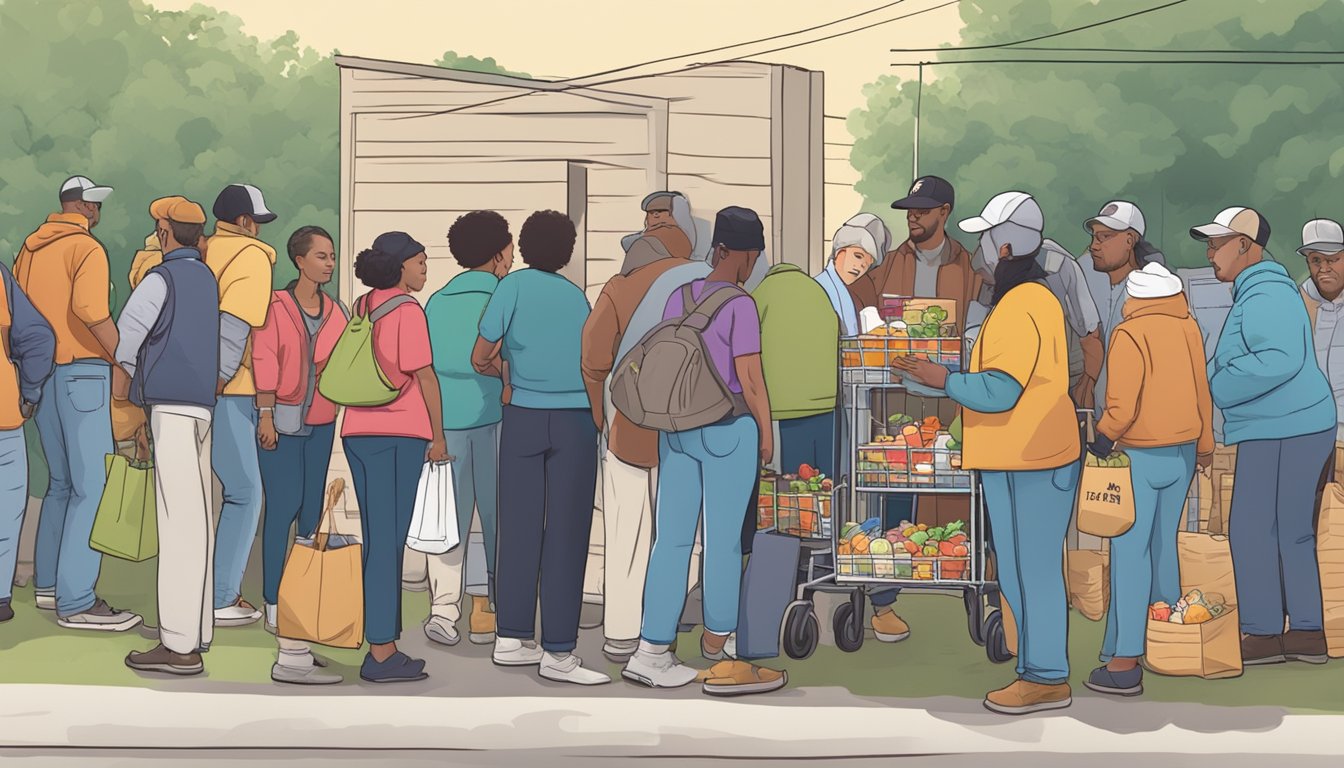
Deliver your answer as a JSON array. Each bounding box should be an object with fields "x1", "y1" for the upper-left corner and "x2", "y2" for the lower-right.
[
  {"x1": 895, "y1": 191, "x2": 1081, "y2": 716},
  {"x1": 206, "y1": 183, "x2": 280, "y2": 627},
  {"x1": 1083, "y1": 263, "x2": 1213, "y2": 697}
]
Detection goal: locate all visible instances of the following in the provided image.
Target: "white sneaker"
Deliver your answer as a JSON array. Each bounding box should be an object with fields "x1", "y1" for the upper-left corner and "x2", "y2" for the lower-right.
[
  {"x1": 264, "y1": 603, "x2": 278, "y2": 635},
  {"x1": 423, "y1": 615, "x2": 461, "y2": 647},
  {"x1": 214, "y1": 599, "x2": 262, "y2": 627},
  {"x1": 492, "y1": 637, "x2": 544, "y2": 667},
  {"x1": 539, "y1": 652, "x2": 611, "y2": 686},
  {"x1": 622, "y1": 648, "x2": 699, "y2": 689},
  {"x1": 34, "y1": 590, "x2": 55, "y2": 611}
]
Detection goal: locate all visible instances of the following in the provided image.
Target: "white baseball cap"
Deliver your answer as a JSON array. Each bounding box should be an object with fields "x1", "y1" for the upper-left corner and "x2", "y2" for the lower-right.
[
  {"x1": 1298, "y1": 219, "x2": 1344, "y2": 257},
  {"x1": 1085, "y1": 200, "x2": 1145, "y2": 237},
  {"x1": 958, "y1": 191, "x2": 1044, "y2": 234},
  {"x1": 59, "y1": 175, "x2": 114, "y2": 204},
  {"x1": 1190, "y1": 206, "x2": 1270, "y2": 247}
]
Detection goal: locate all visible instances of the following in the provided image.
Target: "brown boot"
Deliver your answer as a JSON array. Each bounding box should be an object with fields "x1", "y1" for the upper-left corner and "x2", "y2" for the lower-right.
[
  {"x1": 871, "y1": 607, "x2": 910, "y2": 643},
  {"x1": 1283, "y1": 630, "x2": 1328, "y2": 665},
  {"x1": 469, "y1": 595, "x2": 496, "y2": 645},
  {"x1": 125, "y1": 644, "x2": 204, "y2": 676},
  {"x1": 1241, "y1": 634, "x2": 1286, "y2": 666},
  {"x1": 983, "y1": 679, "x2": 1071, "y2": 715}
]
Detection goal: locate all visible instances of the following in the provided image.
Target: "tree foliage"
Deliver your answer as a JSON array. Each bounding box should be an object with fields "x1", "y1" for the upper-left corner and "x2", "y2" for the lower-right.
[
  {"x1": 849, "y1": 0, "x2": 1344, "y2": 277},
  {"x1": 436, "y1": 50, "x2": 530, "y2": 79}
]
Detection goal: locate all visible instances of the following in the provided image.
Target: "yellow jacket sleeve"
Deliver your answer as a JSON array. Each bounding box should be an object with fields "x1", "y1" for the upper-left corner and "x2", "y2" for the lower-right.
[{"x1": 217, "y1": 245, "x2": 274, "y2": 328}]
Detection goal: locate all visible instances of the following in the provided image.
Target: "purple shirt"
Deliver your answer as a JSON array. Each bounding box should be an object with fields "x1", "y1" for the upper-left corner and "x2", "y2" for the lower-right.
[{"x1": 662, "y1": 280, "x2": 761, "y2": 394}]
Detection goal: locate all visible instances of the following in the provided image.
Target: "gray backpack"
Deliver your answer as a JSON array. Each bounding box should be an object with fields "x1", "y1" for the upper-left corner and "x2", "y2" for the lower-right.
[{"x1": 611, "y1": 283, "x2": 748, "y2": 433}]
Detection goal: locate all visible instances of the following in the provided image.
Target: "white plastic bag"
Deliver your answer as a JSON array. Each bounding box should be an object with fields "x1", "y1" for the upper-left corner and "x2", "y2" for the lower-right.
[{"x1": 407, "y1": 462, "x2": 459, "y2": 555}]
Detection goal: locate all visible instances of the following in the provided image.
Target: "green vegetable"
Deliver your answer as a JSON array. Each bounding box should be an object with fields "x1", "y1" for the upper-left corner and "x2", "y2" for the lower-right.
[
  {"x1": 909, "y1": 531, "x2": 930, "y2": 546},
  {"x1": 949, "y1": 412, "x2": 963, "y2": 443},
  {"x1": 946, "y1": 439, "x2": 961, "y2": 451},
  {"x1": 945, "y1": 521, "x2": 966, "y2": 536},
  {"x1": 928, "y1": 526, "x2": 946, "y2": 542},
  {"x1": 759, "y1": 481, "x2": 772, "y2": 495},
  {"x1": 922, "y1": 306, "x2": 948, "y2": 325}
]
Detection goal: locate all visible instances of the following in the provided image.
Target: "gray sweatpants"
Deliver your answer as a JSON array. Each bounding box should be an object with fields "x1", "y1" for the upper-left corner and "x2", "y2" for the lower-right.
[{"x1": 1229, "y1": 428, "x2": 1334, "y2": 636}]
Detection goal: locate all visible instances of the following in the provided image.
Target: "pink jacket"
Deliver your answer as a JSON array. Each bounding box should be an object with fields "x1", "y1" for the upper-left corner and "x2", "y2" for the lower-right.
[{"x1": 252, "y1": 288, "x2": 348, "y2": 426}]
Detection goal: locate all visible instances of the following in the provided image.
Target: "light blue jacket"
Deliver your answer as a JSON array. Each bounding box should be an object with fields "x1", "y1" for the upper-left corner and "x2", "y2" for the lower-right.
[{"x1": 1209, "y1": 260, "x2": 1335, "y2": 444}]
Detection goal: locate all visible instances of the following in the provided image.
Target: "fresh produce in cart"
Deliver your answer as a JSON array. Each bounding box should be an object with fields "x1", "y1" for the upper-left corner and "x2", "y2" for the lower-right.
[{"x1": 1149, "y1": 590, "x2": 1226, "y2": 625}]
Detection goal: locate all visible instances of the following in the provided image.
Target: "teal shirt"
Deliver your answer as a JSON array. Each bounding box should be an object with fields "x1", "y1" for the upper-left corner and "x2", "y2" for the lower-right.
[
  {"x1": 1209, "y1": 260, "x2": 1335, "y2": 444},
  {"x1": 478, "y1": 268, "x2": 591, "y2": 411},
  {"x1": 427, "y1": 270, "x2": 504, "y2": 430}
]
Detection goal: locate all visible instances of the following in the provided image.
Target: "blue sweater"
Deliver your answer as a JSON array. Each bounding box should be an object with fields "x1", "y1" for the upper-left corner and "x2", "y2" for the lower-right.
[{"x1": 1209, "y1": 260, "x2": 1335, "y2": 444}]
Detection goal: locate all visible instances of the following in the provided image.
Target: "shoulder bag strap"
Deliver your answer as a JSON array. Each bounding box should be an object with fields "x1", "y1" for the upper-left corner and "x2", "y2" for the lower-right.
[{"x1": 680, "y1": 284, "x2": 747, "y2": 332}]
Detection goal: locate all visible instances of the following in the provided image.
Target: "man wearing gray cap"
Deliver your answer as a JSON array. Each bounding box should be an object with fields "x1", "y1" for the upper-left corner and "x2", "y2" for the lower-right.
[
  {"x1": 1300, "y1": 218, "x2": 1344, "y2": 442},
  {"x1": 1196, "y1": 206, "x2": 1335, "y2": 666}
]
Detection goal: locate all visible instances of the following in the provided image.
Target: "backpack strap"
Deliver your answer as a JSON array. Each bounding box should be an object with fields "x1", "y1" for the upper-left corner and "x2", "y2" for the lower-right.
[
  {"x1": 679, "y1": 284, "x2": 747, "y2": 332},
  {"x1": 369, "y1": 293, "x2": 418, "y2": 324}
]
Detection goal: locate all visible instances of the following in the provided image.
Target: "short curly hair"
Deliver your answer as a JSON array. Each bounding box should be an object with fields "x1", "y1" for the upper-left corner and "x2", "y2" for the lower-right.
[
  {"x1": 354, "y1": 246, "x2": 404, "y2": 290},
  {"x1": 518, "y1": 210, "x2": 576, "y2": 273},
  {"x1": 448, "y1": 210, "x2": 512, "y2": 269}
]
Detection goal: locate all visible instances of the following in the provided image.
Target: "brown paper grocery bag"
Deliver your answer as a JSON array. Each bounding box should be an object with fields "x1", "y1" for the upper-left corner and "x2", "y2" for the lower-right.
[
  {"x1": 1077, "y1": 460, "x2": 1136, "y2": 537},
  {"x1": 1144, "y1": 608, "x2": 1243, "y2": 679},
  {"x1": 1067, "y1": 549, "x2": 1110, "y2": 621},
  {"x1": 277, "y1": 479, "x2": 365, "y2": 649},
  {"x1": 1177, "y1": 532, "x2": 1238, "y2": 608},
  {"x1": 1318, "y1": 482, "x2": 1344, "y2": 658}
]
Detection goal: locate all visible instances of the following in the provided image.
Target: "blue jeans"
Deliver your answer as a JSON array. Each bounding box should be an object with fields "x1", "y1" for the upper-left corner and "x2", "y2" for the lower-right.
[
  {"x1": 1101, "y1": 443, "x2": 1196, "y2": 661},
  {"x1": 258, "y1": 422, "x2": 336, "y2": 606},
  {"x1": 1230, "y1": 429, "x2": 1335, "y2": 635},
  {"x1": 212, "y1": 395, "x2": 263, "y2": 609},
  {"x1": 443, "y1": 423, "x2": 499, "y2": 603},
  {"x1": 642, "y1": 415, "x2": 758, "y2": 645},
  {"x1": 0, "y1": 428, "x2": 30, "y2": 602},
  {"x1": 344, "y1": 435, "x2": 428, "y2": 645},
  {"x1": 33, "y1": 361, "x2": 113, "y2": 616},
  {"x1": 984, "y1": 461, "x2": 1079, "y2": 685}
]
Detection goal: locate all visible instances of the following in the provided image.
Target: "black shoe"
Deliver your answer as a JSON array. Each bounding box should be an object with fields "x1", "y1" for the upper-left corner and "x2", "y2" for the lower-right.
[
  {"x1": 0, "y1": 601, "x2": 13, "y2": 623},
  {"x1": 1241, "y1": 633, "x2": 1286, "y2": 666},
  {"x1": 360, "y1": 651, "x2": 428, "y2": 684},
  {"x1": 1084, "y1": 664, "x2": 1143, "y2": 696},
  {"x1": 1283, "y1": 630, "x2": 1329, "y2": 664}
]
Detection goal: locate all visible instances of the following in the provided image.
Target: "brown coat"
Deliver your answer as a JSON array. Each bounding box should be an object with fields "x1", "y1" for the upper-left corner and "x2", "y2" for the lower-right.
[
  {"x1": 581, "y1": 257, "x2": 688, "y2": 468},
  {"x1": 1097, "y1": 294, "x2": 1215, "y2": 457},
  {"x1": 850, "y1": 237, "x2": 981, "y2": 329}
]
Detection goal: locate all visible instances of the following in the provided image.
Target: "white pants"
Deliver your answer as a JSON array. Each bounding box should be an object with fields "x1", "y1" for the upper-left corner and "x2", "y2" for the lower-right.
[
  {"x1": 403, "y1": 514, "x2": 489, "y2": 622},
  {"x1": 151, "y1": 407, "x2": 214, "y2": 655}
]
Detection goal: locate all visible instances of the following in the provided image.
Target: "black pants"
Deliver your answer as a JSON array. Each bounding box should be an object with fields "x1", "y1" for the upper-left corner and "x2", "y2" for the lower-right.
[{"x1": 495, "y1": 405, "x2": 599, "y2": 654}]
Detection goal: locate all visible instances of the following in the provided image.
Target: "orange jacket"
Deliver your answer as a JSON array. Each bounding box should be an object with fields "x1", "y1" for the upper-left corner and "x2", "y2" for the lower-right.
[{"x1": 13, "y1": 213, "x2": 112, "y2": 364}]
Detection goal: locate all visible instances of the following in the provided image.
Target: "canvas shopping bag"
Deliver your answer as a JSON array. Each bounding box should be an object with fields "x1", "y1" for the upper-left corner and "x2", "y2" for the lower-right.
[
  {"x1": 277, "y1": 478, "x2": 364, "y2": 649},
  {"x1": 407, "y1": 461, "x2": 459, "y2": 555},
  {"x1": 1317, "y1": 482, "x2": 1344, "y2": 658},
  {"x1": 1077, "y1": 455, "x2": 1136, "y2": 537},
  {"x1": 1067, "y1": 548, "x2": 1110, "y2": 621},
  {"x1": 89, "y1": 454, "x2": 158, "y2": 562},
  {"x1": 1177, "y1": 532, "x2": 1238, "y2": 608},
  {"x1": 1144, "y1": 607, "x2": 1243, "y2": 679}
]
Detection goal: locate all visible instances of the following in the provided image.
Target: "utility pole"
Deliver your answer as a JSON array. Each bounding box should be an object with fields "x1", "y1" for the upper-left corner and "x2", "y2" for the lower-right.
[{"x1": 913, "y1": 62, "x2": 924, "y2": 180}]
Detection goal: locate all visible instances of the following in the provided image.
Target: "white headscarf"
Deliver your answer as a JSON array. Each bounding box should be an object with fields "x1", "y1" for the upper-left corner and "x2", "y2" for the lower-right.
[{"x1": 1126, "y1": 262, "x2": 1184, "y2": 299}]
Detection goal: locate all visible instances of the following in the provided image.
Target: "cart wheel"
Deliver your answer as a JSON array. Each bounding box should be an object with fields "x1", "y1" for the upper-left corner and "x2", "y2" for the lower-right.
[
  {"x1": 832, "y1": 602, "x2": 865, "y2": 653},
  {"x1": 984, "y1": 610, "x2": 1012, "y2": 664},
  {"x1": 782, "y1": 601, "x2": 819, "y2": 660},
  {"x1": 965, "y1": 589, "x2": 986, "y2": 647}
]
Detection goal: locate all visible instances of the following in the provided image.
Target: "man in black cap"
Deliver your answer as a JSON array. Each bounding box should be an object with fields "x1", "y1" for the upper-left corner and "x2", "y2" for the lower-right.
[
  {"x1": 206, "y1": 183, "x2": 280, "y2": 628},
  {"x1": 621, "y1": 206, "x2": 786, "y2": 697},
  {"x1": 850, "y1": 175, "x2": 981, "y2": 330}
]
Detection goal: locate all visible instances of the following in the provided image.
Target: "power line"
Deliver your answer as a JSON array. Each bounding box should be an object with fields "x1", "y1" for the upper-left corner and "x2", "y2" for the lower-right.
[
  {"x1": 890, "y1": 0, "x2": 1191, "y2": 52},
  {"x1": 1003, "y1": 46, "x2": 1344, "y2": 55},
  {"x1": 894, "y1": 57, "x2": 1344, "y2": 66},
  {"x1": 554, "y1": 1, "x2": 917, "y2": 83},
  {"x1": 395, "y1": 0, "x2": 961, "y2": 122}
]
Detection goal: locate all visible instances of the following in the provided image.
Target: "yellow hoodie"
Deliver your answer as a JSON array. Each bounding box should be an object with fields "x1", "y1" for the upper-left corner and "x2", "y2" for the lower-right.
[
  {"x1": 13, "y1": 213, "x2": 112, "y2": 364},
  {"x1": 206, "y1": 221, "x2": 277, "y2": 396},
  {"x1": 129, "y1": 233, "x2": 163, "y2": 290}
]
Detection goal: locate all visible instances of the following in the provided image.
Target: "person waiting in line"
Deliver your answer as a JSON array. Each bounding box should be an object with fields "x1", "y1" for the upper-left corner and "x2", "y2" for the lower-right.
[
  {"x1": 895, "y1": 191, "x2": 1080, "y2": 715},
  {"x1": 1299, "y1": 218, "x2": 1344, "y2": 491},
  {"x1": 1084, "y1": 262, "x2": 1212, "y2": 697},
  {"x1": 473, "y1": 210, "x2": 608, "y2": 685},
  {"x1": 252, "y1": 225, "x2": 349, "y2": 685},
  {"x1": 1195, "y1": 207, "x2": 1336, "y2": 666},
  {"x1": 341, "y1": 231, "x2": 450, "y2": 683}
]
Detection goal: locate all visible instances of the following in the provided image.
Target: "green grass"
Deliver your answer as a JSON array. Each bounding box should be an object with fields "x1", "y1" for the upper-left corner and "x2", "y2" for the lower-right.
[{"x1": 4, "y1": 554, "x2": 1343, "y2": 714}]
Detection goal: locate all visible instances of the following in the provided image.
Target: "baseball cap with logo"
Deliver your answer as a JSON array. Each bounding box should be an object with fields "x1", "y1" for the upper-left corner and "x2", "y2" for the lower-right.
[
  {"x1": 890, "y1": 175, "x2": 955, "y2": 210},
  {"x1": 213, "y1": 183, "x2": 278, "y2": 224},
  {"x1": 150, "y1": 196, "x2": 207, "y2": 225},
  {"x1": 1085, "y1": 201, "x2": 1146, "y2": 237},
  {"x1": 1189, "y1": 206, "x2": 1270, "y2": 247},
  {"x1": 1298, "y1": 219, "x2": 1344, "y2": 257},
  {"x1": 958, "y1": 191, "x2": 1044, "y2": 234},
  {"x1": 59, "y1": 175, "x2": 114, "y2": 204}
]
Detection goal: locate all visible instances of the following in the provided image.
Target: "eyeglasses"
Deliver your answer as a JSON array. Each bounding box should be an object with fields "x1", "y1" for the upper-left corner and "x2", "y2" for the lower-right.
[
  {"x1": 1090, "y1": 230, "x2": 1119, "y2": 244},
  {"x1": 1205, "y1": 236, "x2": 1241, "y2": 254}
]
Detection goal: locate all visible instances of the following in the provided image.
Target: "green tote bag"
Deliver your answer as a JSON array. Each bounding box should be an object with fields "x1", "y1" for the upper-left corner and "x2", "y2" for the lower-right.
[{"x1": 90, "y1": 453, "x2": 158, "y2": 562}]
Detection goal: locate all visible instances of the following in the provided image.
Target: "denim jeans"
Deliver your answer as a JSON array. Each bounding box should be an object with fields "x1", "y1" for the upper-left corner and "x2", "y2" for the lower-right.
[
  {"x1": 344, "y1": 435, "x2": 428, "y2": 645},
  {"x1": 642, "y1": 415, "x2": 758, "y2": 645},
  {"x1": 33, "y1": 361, "x2": 113, "y2": 616},
  {"x1": 212, "y1": 395, "x2": 263, "y2": 609},
  {"x1": 1101, "y1": 443, "x2": 1196, "y2": 661},
  {"x1": 0, "y1": 427, "x2": 30, "y2": 602},
  {"x1": 1230, "y1": 429, "x2": 1335, "y2": 635},
  {"x1": 442, "y1": 423, "x2": 499, "y2": 596},
  {"x1": 258, "y1": 422, "x2": 336, "y2": 606},
  {"x1": 984, "y1": 461, "x2": 1079, "y2": 685}
]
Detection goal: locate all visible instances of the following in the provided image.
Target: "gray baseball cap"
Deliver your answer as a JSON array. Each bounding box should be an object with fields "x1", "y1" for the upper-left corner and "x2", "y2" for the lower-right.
[{"x1": 1299, "y1": 218, "x2": 1344, "y2": 256}]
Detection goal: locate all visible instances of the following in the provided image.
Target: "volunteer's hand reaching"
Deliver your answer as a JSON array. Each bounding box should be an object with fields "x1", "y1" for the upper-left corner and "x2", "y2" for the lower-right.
[{"x1": 891, "y1": 356, "x2": 949, "y2": 389}]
